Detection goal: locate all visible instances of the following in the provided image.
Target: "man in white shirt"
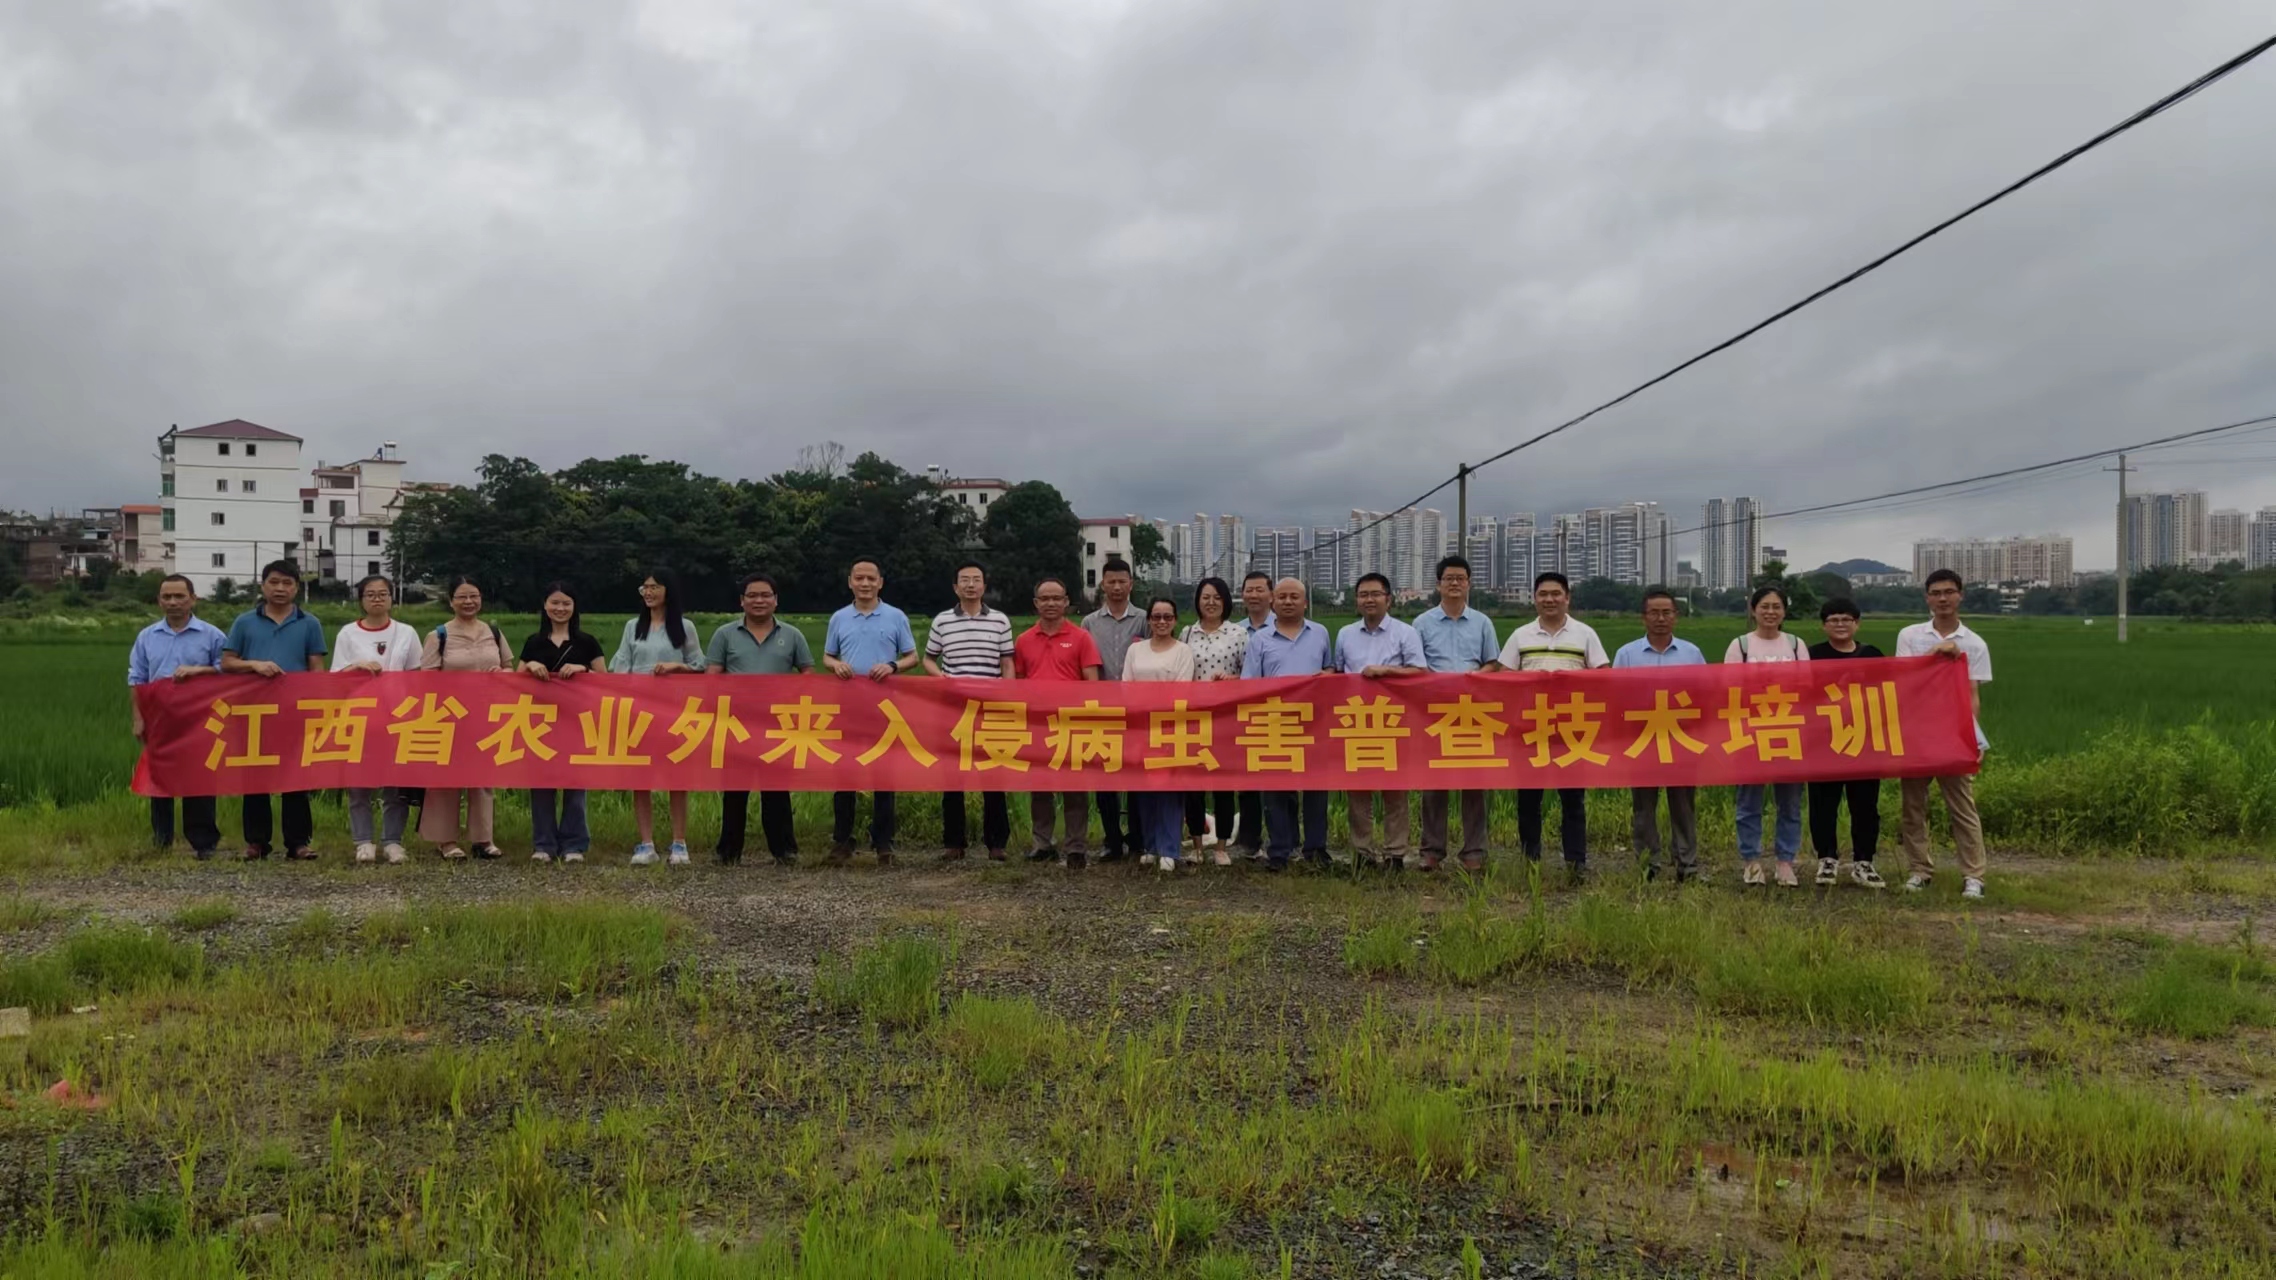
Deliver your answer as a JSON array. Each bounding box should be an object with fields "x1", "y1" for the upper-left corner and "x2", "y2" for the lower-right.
[
  {"x1": 1893, "y1": 568, "x2": 1994, "y2": 899},
  {"x1": 1498, "y1": 572, "x2": 1610, "y2": 880}
]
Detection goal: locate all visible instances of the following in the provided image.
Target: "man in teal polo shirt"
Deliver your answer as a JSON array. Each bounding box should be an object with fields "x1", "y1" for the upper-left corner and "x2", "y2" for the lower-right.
[
  {"x1": 220, "y1": 560, "x2": 328, "y2": 860},
  {"x1": 708, "y1": 571, "x2": 815, "y2": 866},
  {"x1": 821, "y1": 557, "x2": 919, "y2": 863}
]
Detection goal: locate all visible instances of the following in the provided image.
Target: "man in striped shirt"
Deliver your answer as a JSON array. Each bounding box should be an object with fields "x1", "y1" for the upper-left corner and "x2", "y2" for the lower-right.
[
  {"x1": 1497, "y1": 572, "x2": 1610, "y2": 881},
  {"x1": 925, "y1": 561, "x2": 1017, "y2": 860}
]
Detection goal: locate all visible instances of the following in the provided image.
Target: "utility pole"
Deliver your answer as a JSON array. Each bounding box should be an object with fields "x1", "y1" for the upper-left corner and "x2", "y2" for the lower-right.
[
  {"x1": 2106, "y1": 453, "x2": 2134, "y2": 643},
  {"x1": 1455, "y1": 464, "x2": 1470, "y2": 566}
]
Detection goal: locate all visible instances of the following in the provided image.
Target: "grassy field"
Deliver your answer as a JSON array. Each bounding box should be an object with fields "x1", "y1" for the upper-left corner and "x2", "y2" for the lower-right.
[{"x1": 4, "y1": 610, "x2": 2276, "y2": 1276}]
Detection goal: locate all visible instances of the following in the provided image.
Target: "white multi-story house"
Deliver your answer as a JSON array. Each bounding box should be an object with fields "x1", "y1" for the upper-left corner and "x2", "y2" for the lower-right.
[
  {"x1": 940, "y1": 477, "x2": 1012, "y2": 518},
  {"x1": 300, "y1": 444, "x2": 411, "y2": 585},
  {"x1": 158, "y1": 420, "x2": 305, "y2": 594},
  {"x1": 1078, "y1": 516, "x2": 1137, "y2": 596}
]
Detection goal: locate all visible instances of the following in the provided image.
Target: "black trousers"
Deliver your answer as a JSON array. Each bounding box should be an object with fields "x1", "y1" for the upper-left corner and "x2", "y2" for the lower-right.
[
  {"x1": 718, "y1": 792, "x2": 798, "y2": 860},
  {"x1": 1807, "y1": 778, "x2": 1881, "y2": 862},
  {"x1": 942, "y1": 792, "x2": 1010, "y2": 851},
  {"x1": 1518, "y1": 788, "x2": 1588, "y2": 864},
  {"x1": 1094, "y1": 792, "x2": 1129, "y2": 853},
  {"x1": 1234, "y1": 792, "x2": 1265, "y2": 850},
  {"x1": 833, "y1": 791, "x2": 895, "y2": 850},
  {"x1": 242, "y1": 792, "x2": 313, "y2": 854},
  {"x1": 151, "y1": 796, "x2": 219, "y2": 852},
  {"x1": 1184, "y1": 791, "x2": 1237, "y2": 841}
]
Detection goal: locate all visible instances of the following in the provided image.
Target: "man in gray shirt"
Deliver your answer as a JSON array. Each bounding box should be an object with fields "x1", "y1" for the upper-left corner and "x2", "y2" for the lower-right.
[{"x1": 1082, "y1": 558, "x2": 1146, "y2": 860}]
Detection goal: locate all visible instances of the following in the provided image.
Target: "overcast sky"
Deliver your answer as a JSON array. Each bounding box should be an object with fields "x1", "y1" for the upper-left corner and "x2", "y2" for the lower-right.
[{"x1": 4, "y1": 0, "x2": 2273, "y2": 570}]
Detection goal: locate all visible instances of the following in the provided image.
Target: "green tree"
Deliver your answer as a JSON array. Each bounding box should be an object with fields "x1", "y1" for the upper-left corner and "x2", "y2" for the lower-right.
[
  {"x1": 1129, "y1": 522, "x2": 1168, "y2": 576},
  {"x1": 982, "y1": 482, "x2": 1082, "y2": 609},
  {"x1": 1751, "y1": 559, "x2": 1819, "y2": 617},
  {"x1": 1571, "y1": 576, "x2": 1639, "y2": 613}
]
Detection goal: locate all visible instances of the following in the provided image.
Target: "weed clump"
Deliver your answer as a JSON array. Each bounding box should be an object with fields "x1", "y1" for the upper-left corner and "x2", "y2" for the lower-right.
[
  {"x1": 818, "y1": 933, "x2": 948, "y2": 1029},
  {"x1": 2118, "y1": 942, "x2": 2276, "y2": 1038}
]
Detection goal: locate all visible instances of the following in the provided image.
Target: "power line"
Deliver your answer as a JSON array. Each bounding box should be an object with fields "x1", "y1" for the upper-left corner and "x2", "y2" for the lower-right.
[
  {"x1": 1310, "y1": 31, "x2": 2276, "y2": 556},
  {"x1": 1662, "y1": 409, "x2": 2276, "y2": 543},
  {"x1": 1457, "y1": 33, "x2": 2276, "y2": 480}
]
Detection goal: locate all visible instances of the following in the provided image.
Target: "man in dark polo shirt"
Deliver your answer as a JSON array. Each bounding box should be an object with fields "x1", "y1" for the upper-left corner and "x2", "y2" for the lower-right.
[
  {"x1": 1082, "y1": 558, "x2": 1145, "y2": 860},
  {"x1": 707, "y1": 572, "x2": 815, "y2": 865},
  {"x1": 220, "y1": 560, "x2": 328, "y2": 860}
]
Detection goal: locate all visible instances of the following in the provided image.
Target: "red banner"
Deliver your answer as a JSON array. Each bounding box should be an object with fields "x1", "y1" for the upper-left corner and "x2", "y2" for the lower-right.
[{"x1": 131, "y1": 658, "x2": 1977, "y2": 797}]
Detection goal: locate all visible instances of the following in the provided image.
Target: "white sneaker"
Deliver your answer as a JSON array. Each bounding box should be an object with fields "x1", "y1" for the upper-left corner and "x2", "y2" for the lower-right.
[
  {"x1": 1962, "y1": 877, "x2": 1985, "y2": 900},
  {"x1": 1849, "y1": 862, "x2": 1886, "y2": 890},
  {"x1": 667, "y1": 842, "x2": 690, "y2": 866},
  {"x1": 1138, "y1": 854, "x2": 1157, "y2": 868},
  {"x1": 531, "y1": 850, "x2": 552, "y2": 863},
  {"x1": 1773, "y1": 861, "x2": 1800, "y2": 888},
  {"x1": 1157, "y1": 855, "x2": 1177, "y2": 872},
  {"x1": 1212, "y1": 847, "x2": 1231, "y2": 867},
  {"x1": 354, "y1": 842, "x2": 376, "y2": 864},
  {"x1": 1742, "y1": 861, "x2": 1766, "y2": 886},
  {"x1": 562, "y1": 850, "x2": 584, "y2": 864},
  {"x1": 1813, "y1": 857, "x2": 1838, "y2": 886},
  {"x1": 1904, "y1": 872, "x2": 1932, "y2": 892},
  {"x1": 1200, "y1": 832, "x2": 1219, "y2": 848},
  {"x1": 382, "y1": 843, "x2": 408, "y2": 865},
  {"x1": 630, "y1": 843, "x2": 658, "y2": 866}
]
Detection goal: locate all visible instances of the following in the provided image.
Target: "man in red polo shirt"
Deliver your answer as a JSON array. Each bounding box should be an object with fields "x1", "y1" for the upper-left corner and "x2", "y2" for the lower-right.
[{"x1": 1016, "y1": 576, "x2": 1102, "y2": 867}]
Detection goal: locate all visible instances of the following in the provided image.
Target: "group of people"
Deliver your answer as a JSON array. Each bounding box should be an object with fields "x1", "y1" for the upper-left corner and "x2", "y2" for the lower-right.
[{"x1": 128, "y1": 554, "x2": 1992, "y2": 896}]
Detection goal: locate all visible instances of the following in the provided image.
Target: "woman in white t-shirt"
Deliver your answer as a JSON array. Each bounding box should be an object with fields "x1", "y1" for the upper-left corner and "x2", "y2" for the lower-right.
[
  {"x1": 331, "y1": 574, "x2": 423, "y2": 864},
  {"x1": 1723, "y1": 585, "x2": 1810, "y2": 888},
  {"x1": 1127, "y1": 596, "x2": 1196, "y2": 870}
]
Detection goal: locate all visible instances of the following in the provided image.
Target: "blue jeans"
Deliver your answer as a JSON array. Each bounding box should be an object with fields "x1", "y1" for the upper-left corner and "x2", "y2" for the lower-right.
[
  {"x1": 1735, "y1": 783, "x2": 1803, "y2": 861},
  {"x1": 1134, "y1": 793, "x2": 1184, "y2": 858},
  {"x1": 530, "y1": 789, "x2": 590, "y2": 854}
]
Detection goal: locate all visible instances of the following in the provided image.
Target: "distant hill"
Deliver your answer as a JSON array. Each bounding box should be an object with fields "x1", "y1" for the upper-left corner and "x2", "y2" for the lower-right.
[{"x1": 1812, "y1": 558, "x2": 1903, "y2": 577}]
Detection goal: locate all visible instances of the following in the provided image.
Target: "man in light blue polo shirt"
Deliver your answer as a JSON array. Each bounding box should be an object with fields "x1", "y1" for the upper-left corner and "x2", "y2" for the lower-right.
[
  {"x1": 1411, "y1": 555, "x2": 1500, "y2": 871},
  {"x1": 1337, "y1": 572, "x2": 1426, "y2": 867},
  {"x1": 822, "y1": 557, "x2": 919, "y2": 864},
  {"x1": 220, "y1": 560, "x2": 328, "y2": 860},
  {"x1": 130, "y1": 573, "x2": 226, "y2": 858},
  {"x1": 1242, "y1": 578, "x2": 1334, "y2": 869},
  {"x1": 1614, "y1": 588, "x2": 1706, "y2": 882}
]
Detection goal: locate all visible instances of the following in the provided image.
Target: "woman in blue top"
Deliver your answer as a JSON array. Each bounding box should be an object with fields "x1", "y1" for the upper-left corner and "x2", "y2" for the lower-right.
[{"x1": 611, "y1": 569, "x2": 705, "y2": 865}]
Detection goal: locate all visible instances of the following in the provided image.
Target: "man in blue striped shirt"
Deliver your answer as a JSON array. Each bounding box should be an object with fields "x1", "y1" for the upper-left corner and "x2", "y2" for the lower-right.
[
  {"x1": 1612, "y1": 589, "x2": 1705, "y2": 881},
  {"x1": 925, "y1": 561, "x2": 1016, "y2": 860},
  {"x1": 128, "y1": 574, "x2": 226, "y2": 857}
]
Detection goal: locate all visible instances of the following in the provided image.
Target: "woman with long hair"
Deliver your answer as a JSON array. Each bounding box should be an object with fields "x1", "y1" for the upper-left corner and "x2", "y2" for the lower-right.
[
  {"x1": 1724, "y1": 584, "x2": 1811, "y2": 887},
  {"x1": 1179, "y1": 576, "x2": 1245, "y2": 866},
  {"x1": 418, "y1": 574, "x2": 514, "y2": 860},
  {"x1": 519, "y1": 581, "x2": 607, "y2": 863},
  {"x1": 610, "y1": 569, "x2": 705, "y2": 864},
  {"x1": 1125, "y1": 596, "x2": 1196, "y2": 871}
]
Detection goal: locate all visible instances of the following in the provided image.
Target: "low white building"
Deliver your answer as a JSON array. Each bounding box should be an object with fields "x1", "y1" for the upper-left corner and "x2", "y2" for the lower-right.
[
  {"x1": 301, "y1": 444, "x2": 411, "y2": 585},
  {"x1": 1078, "y1": 516, "x2": 1136, "y2": 597},
  {"x1": 940, "y1": 477, "x2": 1011, "y2": 517},
  {"x1": 158, "y1": 420, "x2": 306, "y2": 595}
]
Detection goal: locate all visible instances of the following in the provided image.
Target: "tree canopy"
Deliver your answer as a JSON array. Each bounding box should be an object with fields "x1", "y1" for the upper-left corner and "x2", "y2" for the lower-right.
[{"x1": 393, "y1": 451, "x2": 1049, "y2": 614}]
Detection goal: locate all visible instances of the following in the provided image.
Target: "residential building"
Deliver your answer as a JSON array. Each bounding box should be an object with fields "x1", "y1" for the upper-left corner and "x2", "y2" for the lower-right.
[
  {"x1": 1910, "y1": 535, "x2": 2074, "y2": 588},
  {"x1": 939, "y1": 477, "x2": 1011, "y2": 517},
  {"x1": 1498, "y1": 514, "x2": 1537, "y2": 595},
  {"x1": 158, "y1": 420, "x2": 306, "y2": 595},
  {"x1": 2119, "y1": 489, "x2": 2207, "y2": 572},
  {"x1": 301, "y1": 444, "x2": 415, "y2": 585},
  {"x1": 1304, "y1": 526, "x2": 1348, "y2": 595},
  {"x1": 1077, "y1": 516, "x2": 1136, "y2": 595},
  {"x1": 2248, "y1": 508, "x2": 2276, "y2": 570},
  {"x1": 2209, "y1": 508, "x2": 2248, "y2": 564},
  {"x1": 114, "y1": 506, "x2": 166, "y2": 573},
  {"x1": 1850, "y1": 570, "x2": 1914, "y2": 587},
  {"x1": 1699, "y1": 497, "x2": 1762, "y2": 592},
  {"x1": 1250, "y1": 527, "x2": 1302, "y2": 582}
]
